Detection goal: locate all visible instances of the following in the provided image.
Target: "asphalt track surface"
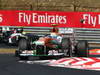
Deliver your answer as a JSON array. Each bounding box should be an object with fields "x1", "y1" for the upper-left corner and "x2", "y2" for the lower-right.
[
  {"x1": 0, "y1": 54, "x2": 100, "y2": 75},
  {"x1": 0, "y1": 43, "x2": 100, "y2": 75}
]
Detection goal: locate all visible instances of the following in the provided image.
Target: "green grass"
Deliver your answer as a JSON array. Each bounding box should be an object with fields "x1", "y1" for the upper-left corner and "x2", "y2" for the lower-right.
[{"x1": 0, "y1": 48, "x2": 15, "y2": 54}]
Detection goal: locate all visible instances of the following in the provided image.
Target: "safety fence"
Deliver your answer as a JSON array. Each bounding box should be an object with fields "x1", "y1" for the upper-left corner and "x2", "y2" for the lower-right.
[{"x1": 75, "y1": 28, "x2": 100, "y2": 42}]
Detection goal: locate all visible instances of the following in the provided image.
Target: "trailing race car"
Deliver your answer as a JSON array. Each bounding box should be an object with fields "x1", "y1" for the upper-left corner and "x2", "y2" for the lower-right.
[
  {"x1": 15, "y1": 26, "x2": 89, "y2": 60},
  {"x1": 2, "y1": 28, "x2": 24, "y2": 45},
  {"x1": 2, "y1": 28, "x2": 38, "y2": 45}
]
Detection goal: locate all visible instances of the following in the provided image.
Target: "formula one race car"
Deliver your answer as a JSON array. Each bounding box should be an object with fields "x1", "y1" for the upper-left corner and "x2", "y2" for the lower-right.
[
  {"x1": 15, "y1": 27, "x2": 89, "y2": 60},
  {"x1": 2, "y1": 28, "x2": 24, "y2": 45}
]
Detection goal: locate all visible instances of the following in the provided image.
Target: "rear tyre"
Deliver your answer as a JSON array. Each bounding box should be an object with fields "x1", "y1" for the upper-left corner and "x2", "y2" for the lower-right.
[
  {"x1": 77, "y1": 41, "x2": 88, "y2": 57},
  {"x1": 18, "y1": 39, "x2": 28, "y2": 50}
]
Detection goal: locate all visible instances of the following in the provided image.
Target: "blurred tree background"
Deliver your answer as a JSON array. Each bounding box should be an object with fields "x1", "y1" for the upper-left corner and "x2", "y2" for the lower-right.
[{"x1": 0, "y1": 0, "x2": 100, "y2": 12}]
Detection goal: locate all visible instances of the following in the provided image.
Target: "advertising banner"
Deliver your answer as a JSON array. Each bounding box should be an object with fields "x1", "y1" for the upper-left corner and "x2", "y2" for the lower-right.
[{"x1": 0, "y1": 10, "x2": 100, "y2": 28}]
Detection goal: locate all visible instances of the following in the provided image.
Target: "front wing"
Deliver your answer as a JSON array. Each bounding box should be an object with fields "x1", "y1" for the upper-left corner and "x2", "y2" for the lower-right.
[{"x1": 19, "y1": 50, "x2": 64, "y2": 57}]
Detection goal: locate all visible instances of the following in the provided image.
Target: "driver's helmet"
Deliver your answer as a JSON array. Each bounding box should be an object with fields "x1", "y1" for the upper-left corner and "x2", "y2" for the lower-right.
[
  {"x1": 51, "y1": 27, "x2": 59, "y2": 33},
  {"x1": 50, "y1": 27, "x2": 59, "y2": 39}
]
